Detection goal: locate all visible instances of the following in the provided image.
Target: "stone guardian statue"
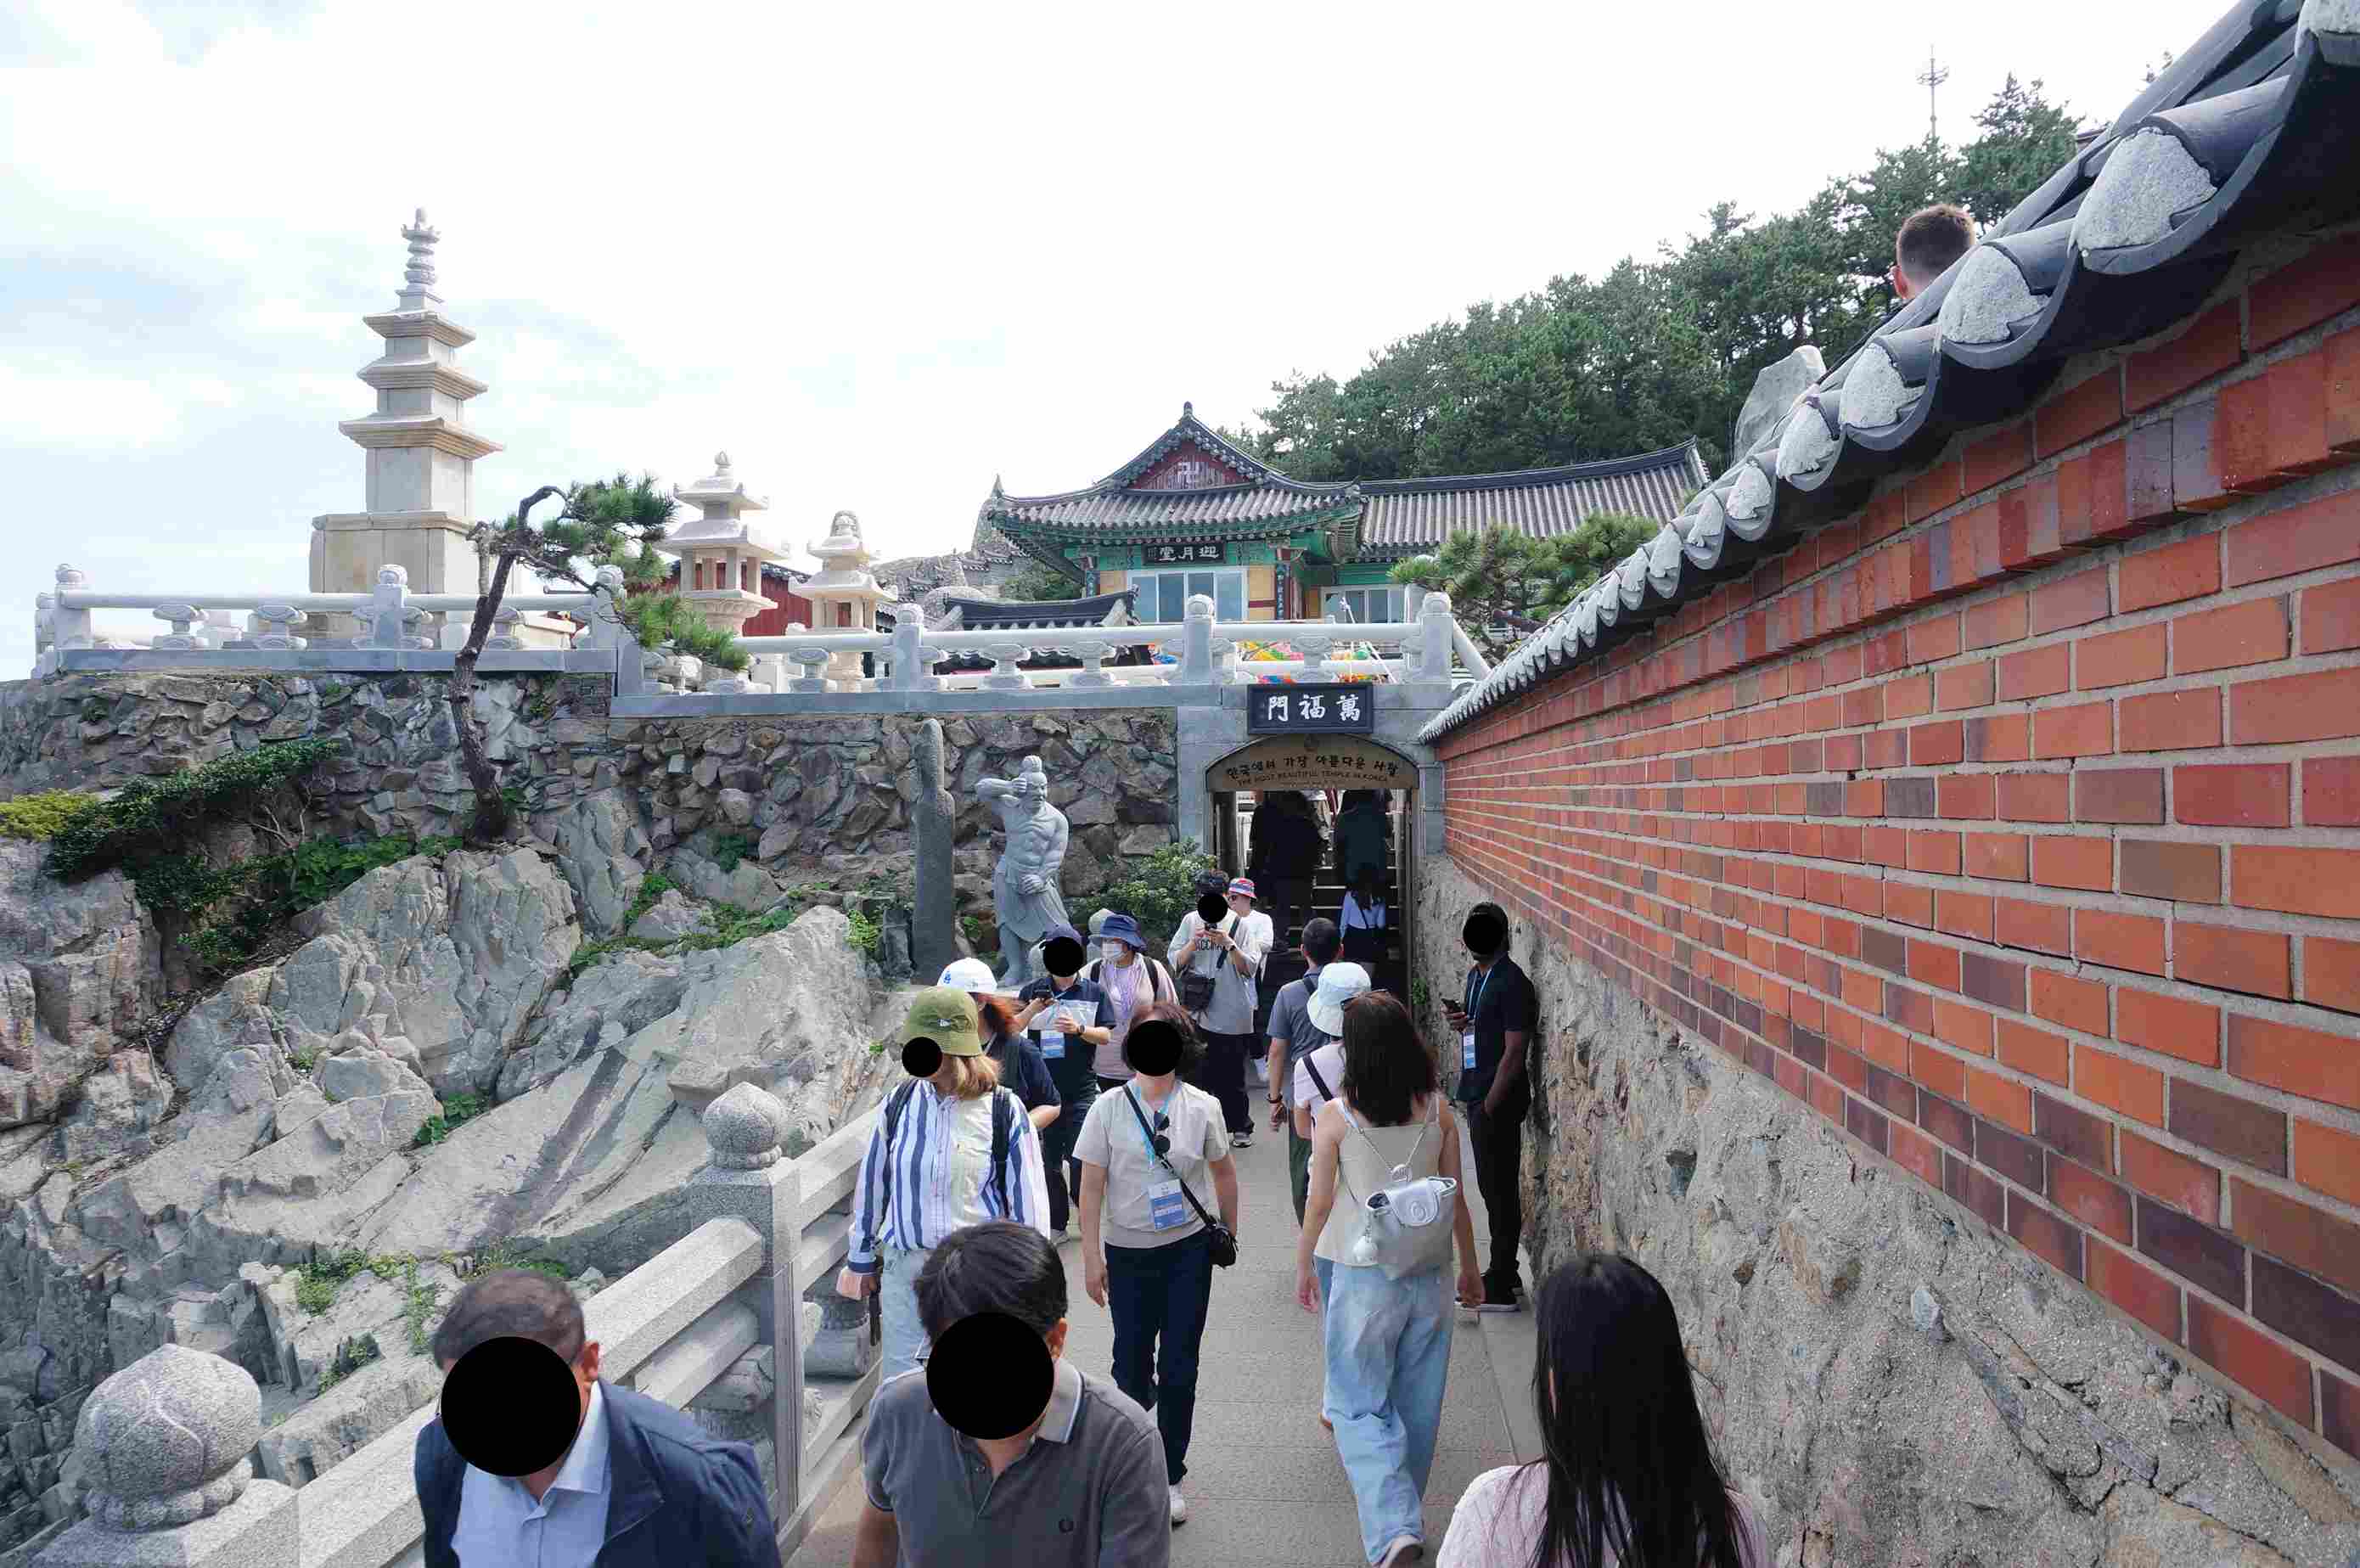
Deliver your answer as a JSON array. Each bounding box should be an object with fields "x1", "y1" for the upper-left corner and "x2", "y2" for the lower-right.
[{"x1": 974, "y1": 756, "x2": 1071, "y2": 986}]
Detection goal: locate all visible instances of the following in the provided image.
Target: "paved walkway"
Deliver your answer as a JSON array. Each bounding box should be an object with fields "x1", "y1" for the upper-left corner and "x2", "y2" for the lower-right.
[{"x1": 789, "y1": 1094, "x2": 1542, "y2": 1566}]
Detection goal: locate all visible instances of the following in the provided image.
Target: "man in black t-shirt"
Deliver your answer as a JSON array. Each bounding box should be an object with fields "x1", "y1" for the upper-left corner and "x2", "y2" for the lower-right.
[
  {"x1": 1014, "y1": 923, "x2": 1115, "y2": 1242},
  {"x1": 1442, "y1": 901, "x2": 1538, "y2": 1312}
]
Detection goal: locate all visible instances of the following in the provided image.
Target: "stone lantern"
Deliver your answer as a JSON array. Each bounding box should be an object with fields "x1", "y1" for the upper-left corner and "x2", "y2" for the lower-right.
[
  {"x1": 802, "y1": 509, "x2": 889, "y2": 688},
  {"x1": 665, "y1": 452, "x2": 784, "y2": 640}
]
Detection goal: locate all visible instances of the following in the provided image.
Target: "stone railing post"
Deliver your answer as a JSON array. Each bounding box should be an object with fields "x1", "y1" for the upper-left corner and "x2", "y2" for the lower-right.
[
  {"x1": 587, "y1": 565, "x2": 647, "y2": 694},
  {"x1": 786, "y1": 647, "x2": 832, "y2": 693},
  {"x1": 981, "y1": 643, "x2": 1027, "y2": 691},
  {"x1": 151, "y1": 601, "x2": 202, "y2": 649},
  {"x1": 360, "y1": 565, "x2": 412, "y2": 649},
  {"x1": 33, "y1": 588, "x2": 56, "y2": 677},
  {"x1": 1414, "y1": 590, "x2": 1456, "y2": 683},
  {"x1": 48, "y1": 565, "x2": 93, "y2": 657},
  {"x1": 689, "y1": 1087, "x2": 818, "y2": 1542},
  {"x1": 887, "y1": 616, "x2": 941, "y2": 692},
  {"x1": 250, "y1": 603, "x2": 307, "y2": 650},
  {"x1": 35, "y1": 1345, "x2": 297, "y2": 1567},
  {"x1": 1070, "y1": 640, "x2": 1115, "y2": 688},
  {"x1": 1179, "y1": 593, "x2": 1215, "y2": 684},
  {"x1": 485, "y1": 605, "x2": 524, "y2": 652},
  {"x1": 1295, "y1": 632, "x2": 1335, "y2": 681}
]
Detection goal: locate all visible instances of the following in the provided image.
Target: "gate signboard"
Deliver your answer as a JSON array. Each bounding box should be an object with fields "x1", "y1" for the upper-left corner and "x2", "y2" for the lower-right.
[
  {"x1": 1246, "y1": 682, "x2": 1374, "y2": 735},
  {"x1": 1211, "y1": 734, "x2": 1413, "y2": 794}
]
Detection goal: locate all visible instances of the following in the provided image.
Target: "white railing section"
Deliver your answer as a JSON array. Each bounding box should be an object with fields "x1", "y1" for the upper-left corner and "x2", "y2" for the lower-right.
[
  {"x1": 33, "y1": 1098, "x2": 887, "y2": 1568},
  {"x1": 36, "y1": 562, "x2": 1481, "y2": 696}
]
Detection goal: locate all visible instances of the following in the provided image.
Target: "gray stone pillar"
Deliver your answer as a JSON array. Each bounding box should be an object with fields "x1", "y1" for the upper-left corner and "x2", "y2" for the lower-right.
[
  {"x1": 36, "y1": 1344, "x2": 298, "y2": 1567},
  {"x1": 912, "y1": 718, "x2": 958, "y2": 980},
  {"x1": 804, "y1": 1294, "x2": 874, "y2": 1379}
]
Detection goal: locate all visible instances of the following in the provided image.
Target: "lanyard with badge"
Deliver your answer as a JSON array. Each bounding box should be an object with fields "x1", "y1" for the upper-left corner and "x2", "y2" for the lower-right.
[
  {"x1": 1037, "y1": 983, "x2": 1076, "y2": 1060},
  {"x1": 1124, "y1": 1087, "x2": 1190, "y2": 1231},
  {"x1": 1461, "y1": 965, "x2": 1491, "y2": 1071}
]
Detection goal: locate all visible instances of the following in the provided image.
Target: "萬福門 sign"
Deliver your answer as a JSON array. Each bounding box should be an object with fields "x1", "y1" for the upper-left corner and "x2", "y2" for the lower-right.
[{"x1": 1248, "y1": 683, "x2": 1374, "y2": 735}]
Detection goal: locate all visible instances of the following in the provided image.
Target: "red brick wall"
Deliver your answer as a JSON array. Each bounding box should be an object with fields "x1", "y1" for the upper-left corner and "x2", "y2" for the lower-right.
[
  {"x1": 631, "y1": 572, "x2": 812, "y2": 634},
  {"x1": 1436, "y1": 233, "x2": 2360, "y2": 1464}
]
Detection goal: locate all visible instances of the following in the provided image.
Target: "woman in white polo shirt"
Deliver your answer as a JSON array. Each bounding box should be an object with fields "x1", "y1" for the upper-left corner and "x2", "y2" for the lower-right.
[{"x1": 1075, "y1": 1001, "x2": 1239, "y2": 1529}]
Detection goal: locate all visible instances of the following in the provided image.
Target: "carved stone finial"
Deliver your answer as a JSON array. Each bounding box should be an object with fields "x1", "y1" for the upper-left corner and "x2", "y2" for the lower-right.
[
  {"x1": 1182, "y1": 400, "x2": 1194, "y2": 419},
  {"x1": 377, "y1": 564, "x2": 408, "y2": 587},
  {"x1": 400, "y1": 208, "x2": 441, "y2": 295},
  {"x1": 703, "y1": 1082, "x2": 786, "y2": 1170},
  {"x1": 75, "y1": 1344, "x2": 261, "y2": 1532},
  {"x1": 715, "y1": 451, "x2": 731, "y2": 474},
  {"x1": 55, "y1": 563, "x2": 87, "y2": 589}
]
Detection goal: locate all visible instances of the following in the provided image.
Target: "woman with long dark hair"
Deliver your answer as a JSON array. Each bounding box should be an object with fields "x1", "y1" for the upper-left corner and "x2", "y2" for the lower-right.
[
  {"x1": 1295, "y1": 992, "x2": 1481, "y2": 1568},
  {"x1": 1437, "y1": 1253, "x2": 1768, "y2": 1568}
]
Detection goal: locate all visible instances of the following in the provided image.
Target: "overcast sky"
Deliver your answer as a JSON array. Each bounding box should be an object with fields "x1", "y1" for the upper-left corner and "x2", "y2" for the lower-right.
[{"x1": 3, "y1": 0, "x2": 2226, "y2": 674}]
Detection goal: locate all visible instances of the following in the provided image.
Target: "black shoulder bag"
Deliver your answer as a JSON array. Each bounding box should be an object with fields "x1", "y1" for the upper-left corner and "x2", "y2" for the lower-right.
[{"x1": 1123, "y1": 1087, "x2": 1239, "y2": 1267}]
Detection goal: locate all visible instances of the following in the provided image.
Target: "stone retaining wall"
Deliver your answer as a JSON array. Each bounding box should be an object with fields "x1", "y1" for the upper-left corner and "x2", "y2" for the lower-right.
[
  {"x1": 1416, "y1": 851, "x2": 2360, "y2": 1565},
  {"x1": 0, "y1": 672, "x2": 1181, "y2": 936}
]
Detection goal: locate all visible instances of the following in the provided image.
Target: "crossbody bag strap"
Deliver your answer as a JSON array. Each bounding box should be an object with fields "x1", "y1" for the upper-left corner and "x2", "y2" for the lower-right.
[
  {"x1": 1123, "y1": 1086, "x2": 1223, "y2": 1232},
  {"x1": 1304, "y1": 1055, "x2": 1336, "y2": 1104}
]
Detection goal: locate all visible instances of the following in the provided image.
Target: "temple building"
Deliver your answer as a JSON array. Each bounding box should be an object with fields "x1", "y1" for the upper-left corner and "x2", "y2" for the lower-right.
[{"x1": 977, "y1": 404, "x2": 1709, "y2": 624}]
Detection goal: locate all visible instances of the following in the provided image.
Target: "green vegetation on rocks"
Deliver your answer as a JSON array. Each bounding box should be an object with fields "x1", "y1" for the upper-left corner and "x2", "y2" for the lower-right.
[{"x1": 0, "y1": 790, "x2": 99, "y2": 840}]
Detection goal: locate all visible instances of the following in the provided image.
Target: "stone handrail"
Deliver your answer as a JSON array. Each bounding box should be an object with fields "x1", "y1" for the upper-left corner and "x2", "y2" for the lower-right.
[
  {"x1": 37, "y1": 565, "x2": 1481, "y2": 700},
  {"x1": 32, "y1": 1096, "x2": 887, "y2": 1568}
]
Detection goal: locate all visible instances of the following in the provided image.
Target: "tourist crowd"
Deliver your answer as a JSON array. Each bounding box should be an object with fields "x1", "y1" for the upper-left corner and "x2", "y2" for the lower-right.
[{"x1": 407, "y1": 874, "x2": 1767, "y2": 1568}]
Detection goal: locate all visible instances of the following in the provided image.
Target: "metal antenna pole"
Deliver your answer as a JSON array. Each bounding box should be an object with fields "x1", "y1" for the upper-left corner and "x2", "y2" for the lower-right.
[{"x1": 1917, "y1": 46, "x2": 1950, "y2": 144}]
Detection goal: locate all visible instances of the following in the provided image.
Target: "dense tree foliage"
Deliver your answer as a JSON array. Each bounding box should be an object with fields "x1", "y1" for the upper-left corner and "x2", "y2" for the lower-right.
[
  {"x1": 1240, "y1": 78, "x2": 2085, "y2": 481},
  {"x1": 1389, "y1": 514, "x2": 1664, "y2": 657}
]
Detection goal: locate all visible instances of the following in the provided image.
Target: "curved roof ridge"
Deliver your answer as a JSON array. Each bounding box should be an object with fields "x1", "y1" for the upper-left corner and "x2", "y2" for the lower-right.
[{"x1": 1360, "y1": 438, "x2": 1705, "y2": 495}]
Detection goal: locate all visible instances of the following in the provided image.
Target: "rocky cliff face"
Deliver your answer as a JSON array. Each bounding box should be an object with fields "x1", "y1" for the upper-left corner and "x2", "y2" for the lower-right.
[
  {"x1": 1415, "y1": 856, "x2": 2360, "y2": 1568},
  {"x1": 0, "y1": 833, "x2": 894, "y2": 1554}
]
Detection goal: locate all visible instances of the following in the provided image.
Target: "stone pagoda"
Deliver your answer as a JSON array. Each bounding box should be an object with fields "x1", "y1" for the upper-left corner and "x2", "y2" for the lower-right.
[
  {"x1": 666, "y1": 452, "x2": 784, "y2": 637},
  {"x1": 802, "y1": 510, "x2": 891, "y2": 686},
  {"x1": 309, "y1": 210, "x2": 503, "y2": 639}
]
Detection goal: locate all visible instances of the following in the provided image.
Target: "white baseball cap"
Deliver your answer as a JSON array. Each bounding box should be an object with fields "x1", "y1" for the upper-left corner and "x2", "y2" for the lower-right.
[
  {"x1": 938, "y1": 958, "x2": 999, "y2": 992},
  {"x1": 1306, "y1": 962, "x2": 1374, "y2": 1036}
]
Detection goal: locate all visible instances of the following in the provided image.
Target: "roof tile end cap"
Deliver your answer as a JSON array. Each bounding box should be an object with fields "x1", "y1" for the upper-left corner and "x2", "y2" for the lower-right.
[
  {"x1": 2075, "y1": 126, "x2": 2219, "y2": 252},
  {"x1": 1939, "y1": 244, "x2": 2045, "y2": 346}
]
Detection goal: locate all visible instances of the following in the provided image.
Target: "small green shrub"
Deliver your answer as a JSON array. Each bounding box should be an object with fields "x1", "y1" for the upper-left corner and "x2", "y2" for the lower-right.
[
  {"x1": 708, "y1": 832, "x2": 756, "y2": 874},
  {"x1": 1410, "y1": 976, "x2": 1431, "y2": 1012},
  {"x1": 317, "y1": 1335, "x2": 381, "y2": 1391},
  {"x1": 412, "y1": 1091, "x2": 488, "y2": 1147},
  {"x1": 48, "y1": 739, "x2": 338, "y2": 882},
  {"x1": 846, "y1": 909, "x2": 881, "y2": 957},
  {"x1": 0, "y1": 791, "x2": 99, "y2": 841},
  {"x1": 1099, "y1": 838, "x2": 1215, "y2": 948},
  {"x1": 295, "y1": 1248, "x2": 370, "y2": 1314}
]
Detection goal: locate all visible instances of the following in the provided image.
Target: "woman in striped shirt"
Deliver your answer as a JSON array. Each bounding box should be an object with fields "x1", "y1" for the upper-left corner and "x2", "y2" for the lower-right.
[{"x1": 834, "y1": 986, "x2": 1053, "y2": 1384}]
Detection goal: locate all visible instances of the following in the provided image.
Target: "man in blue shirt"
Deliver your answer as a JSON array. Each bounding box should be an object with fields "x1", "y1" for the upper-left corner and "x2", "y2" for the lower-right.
[
  {"x1": 1441, "y1": 902, "x2": 1539, "y2": 1312},
  {"x1": 414, "y1": 1268, "x2": 778, "y2": 1566},
  {"x1": 1014, "y1": 922, "x2": 1113, "y2": 1242}
]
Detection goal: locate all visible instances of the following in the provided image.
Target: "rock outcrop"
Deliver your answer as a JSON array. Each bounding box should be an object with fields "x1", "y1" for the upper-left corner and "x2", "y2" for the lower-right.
[
  {"x1": 0, "y1": 844, "x2": 163, "y2": 1131},
  {"x1": 1415, "y1": 857, "x2": 2360, "y2": 1567},
  {"x1": 0, "y1": 835, "x2": 892, "y2": 1549}
]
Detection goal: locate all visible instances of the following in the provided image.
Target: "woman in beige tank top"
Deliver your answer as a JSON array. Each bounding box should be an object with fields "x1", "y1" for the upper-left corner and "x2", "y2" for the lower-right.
[{"x1": 1295, "y1": 992, "x2": 1482, "y2": 1568}]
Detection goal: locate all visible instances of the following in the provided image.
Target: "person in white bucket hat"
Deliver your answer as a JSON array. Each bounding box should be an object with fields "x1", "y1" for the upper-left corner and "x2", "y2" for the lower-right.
[
  {"x1": 942, "y1": 958, "x2": 1062, "y2": 1138},
  {"x1": 1306, "y1": 961, "x2": 1374, "y2": 1037}
]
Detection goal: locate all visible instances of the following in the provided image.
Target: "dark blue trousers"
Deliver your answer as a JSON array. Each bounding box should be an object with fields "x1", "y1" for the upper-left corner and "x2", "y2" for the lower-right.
[{"x1": 1104, "y1": 1229, "x2": 1215, "y2": 1484}]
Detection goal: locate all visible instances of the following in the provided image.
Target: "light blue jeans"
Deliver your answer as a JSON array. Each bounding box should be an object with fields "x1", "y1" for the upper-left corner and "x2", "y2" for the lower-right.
[
  {"x1": 879, "y1": 1244, "x2": 934, "y2": 1385},
  {"x1": 1323, "y1": 1262, "x2": 1453, "y2": 1564}
]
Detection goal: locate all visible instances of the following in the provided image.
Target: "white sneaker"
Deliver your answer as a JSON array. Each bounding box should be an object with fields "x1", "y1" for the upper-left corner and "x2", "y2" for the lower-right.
[
  {"x1": 1377, "y1": 1537, "x2": 1423, "y2": 1566},
  {"x1": 1168, "y1": 1484, "x2": 1187, "y2": 1526}
]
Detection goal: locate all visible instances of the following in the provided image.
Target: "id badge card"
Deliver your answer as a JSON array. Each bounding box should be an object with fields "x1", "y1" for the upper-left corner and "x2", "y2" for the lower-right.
[
  {"x1": 1145, "y1": 1177, "x2": 1188, "y2": 1231},
  {"x1": 1461, "y1": 1031, "x2": 1478, "y2": 1071},
  {"x1": 1039, "y1": 1031, "x2": 1065, "y2": 1059}
]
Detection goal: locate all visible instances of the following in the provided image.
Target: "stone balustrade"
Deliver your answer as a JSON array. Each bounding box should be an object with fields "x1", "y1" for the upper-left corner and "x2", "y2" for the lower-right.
[
  {"x1": 34, "y1": 570, "x2": 1491, "y2": 709},
  {"x1": 29, "y1": 1096, "x2": 888, "y2": 1568}
]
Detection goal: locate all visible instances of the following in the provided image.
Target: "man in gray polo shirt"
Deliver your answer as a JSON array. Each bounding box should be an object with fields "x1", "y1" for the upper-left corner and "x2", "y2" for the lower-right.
[{"x1": 855, "y1": 1221, "x2": 1168, "y2": 1568}]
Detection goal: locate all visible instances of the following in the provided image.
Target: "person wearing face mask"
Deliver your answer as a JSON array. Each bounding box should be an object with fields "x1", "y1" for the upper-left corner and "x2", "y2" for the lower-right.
[
  {"x1": 1014, "y1": 925, "x2": 1115, "y2": 1243},
  {"x1": 1082, "y1": 913, "x2": 1178, "y2": 1092}
]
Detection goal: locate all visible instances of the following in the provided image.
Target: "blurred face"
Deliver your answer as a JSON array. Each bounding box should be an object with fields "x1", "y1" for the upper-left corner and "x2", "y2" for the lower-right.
[{"x1": 1227, "y1": 893, "x2": 1254, "y2": 919}]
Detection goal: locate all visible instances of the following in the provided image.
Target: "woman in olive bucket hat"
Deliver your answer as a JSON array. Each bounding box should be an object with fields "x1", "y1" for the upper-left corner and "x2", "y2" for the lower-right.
[{"x1": 836, "y1": 986, "x2": 1052, "y2": 1382}]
